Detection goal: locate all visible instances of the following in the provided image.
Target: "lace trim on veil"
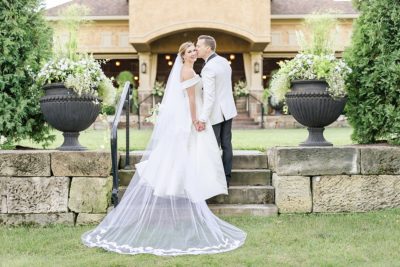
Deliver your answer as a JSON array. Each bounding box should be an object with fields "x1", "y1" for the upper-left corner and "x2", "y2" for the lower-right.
[{"x1": 82, "y1": 229, "x2": 244, "y2": 256}]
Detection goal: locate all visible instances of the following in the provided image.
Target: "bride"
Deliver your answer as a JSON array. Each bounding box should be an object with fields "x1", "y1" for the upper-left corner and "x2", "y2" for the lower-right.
[{"x1": 81, "y1": 42, "x2": 246, "y2": 256}]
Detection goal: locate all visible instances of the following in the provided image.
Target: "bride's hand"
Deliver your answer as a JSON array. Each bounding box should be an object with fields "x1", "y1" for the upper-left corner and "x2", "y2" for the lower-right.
[
  {"x1": 197, "y1": 121, "x2": 206, "y2": 132},
  {"x1": 193, "y1": 120, "x2": 202, "y2": 132}
]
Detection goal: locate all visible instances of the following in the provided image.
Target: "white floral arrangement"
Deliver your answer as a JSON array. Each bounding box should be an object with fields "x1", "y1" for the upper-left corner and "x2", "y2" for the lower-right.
[
  {"x1": 269, "y1": 53, "x2": 352, "y2": 102},
  {"x1": 37, "y1": 55, "x2": 115, "y2": 104},
  {"x1": 145, "y1": 103, "x2": 162, "y2": 124},
  {"x1": 152, "y1": 81, "x2": 165, "y2": 97},
  {"x1": 233, "y1": 80, "x2": 249, "y2": 97}
]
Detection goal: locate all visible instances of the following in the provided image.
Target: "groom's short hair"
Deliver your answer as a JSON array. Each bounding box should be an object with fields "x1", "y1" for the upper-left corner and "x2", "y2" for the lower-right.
[{"x1": 198, "y1": 35, "x2": 216, "y2": 51}]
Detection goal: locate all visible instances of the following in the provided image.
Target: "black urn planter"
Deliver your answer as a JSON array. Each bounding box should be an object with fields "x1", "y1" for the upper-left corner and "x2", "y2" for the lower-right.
[
  {"x1": 285, "y1": 80, "x2": 346, "y2": 146},
  {"x1": 40, "y1": 83, "x2": 101, "y2": 151}
]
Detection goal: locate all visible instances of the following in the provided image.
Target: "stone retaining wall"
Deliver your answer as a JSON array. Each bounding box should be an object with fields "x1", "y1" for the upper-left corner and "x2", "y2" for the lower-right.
[
  {"x1": 267, "y1": 146, "x2": 400, "y2": 213},
  {"x1": 1, "y1": 146, "x2": 399, "y2": 225},
  {"x1": 0, "y1": 151, "x2": 111, "y2": 225}
]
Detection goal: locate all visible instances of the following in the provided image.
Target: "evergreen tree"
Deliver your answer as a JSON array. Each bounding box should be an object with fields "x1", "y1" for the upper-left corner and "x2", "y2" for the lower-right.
[
  {"x1": 0, "y1": 0, "x2": 55, "y2": 148},
  {"x1": 345, "y1": 0, "x2": 400, "y2": 144}
]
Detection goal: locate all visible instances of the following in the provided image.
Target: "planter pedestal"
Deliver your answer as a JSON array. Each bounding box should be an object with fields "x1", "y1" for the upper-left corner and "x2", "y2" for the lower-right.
[
  {"x1": 301, "y1": 127, "x2": 332, "y2": 147},
  {"x1": 59, "y1": 132, "x2": 86, "y2": 151}
]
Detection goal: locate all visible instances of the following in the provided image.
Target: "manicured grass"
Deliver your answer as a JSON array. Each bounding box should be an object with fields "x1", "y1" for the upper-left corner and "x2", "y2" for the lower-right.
[
  {"x1": 1, "y1": 209, "x2": 399, "y2": 266},
  {"x1": 18, "y1": 127, "x2": 353, "y2": 151}
]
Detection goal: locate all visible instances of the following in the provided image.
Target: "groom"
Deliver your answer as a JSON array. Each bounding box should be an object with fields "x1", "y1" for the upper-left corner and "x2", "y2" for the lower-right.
[{"x1": 195, "y1": 35, "x2": 238, "y2": 188}]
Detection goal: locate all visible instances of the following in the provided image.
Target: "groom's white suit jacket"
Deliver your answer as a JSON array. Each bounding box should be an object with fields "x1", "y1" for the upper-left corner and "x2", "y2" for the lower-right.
[{"x1": 199, "y1": 54, "x2": 238, "y2": 125}]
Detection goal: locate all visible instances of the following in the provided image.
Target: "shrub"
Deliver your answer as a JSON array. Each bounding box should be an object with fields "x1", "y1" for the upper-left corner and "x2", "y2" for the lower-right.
[
  {"x1": 0, "y1": 0, "x2": 55, "y2": 148},
  {"x1": 344, "y1": 0, "x2": 400, "y2": 144}
]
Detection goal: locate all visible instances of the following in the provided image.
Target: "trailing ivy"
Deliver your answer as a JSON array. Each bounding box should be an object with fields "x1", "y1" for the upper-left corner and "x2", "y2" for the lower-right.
[
  {"x1": 0, "y1": 0, "x2": 55, "y2": 148},
  {"x1": 345, "y1": 0, "x2": 400, "y2": 144}
]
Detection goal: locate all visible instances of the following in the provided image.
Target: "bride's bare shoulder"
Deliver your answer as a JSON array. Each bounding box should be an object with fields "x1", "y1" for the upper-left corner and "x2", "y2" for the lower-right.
[{"x1": 181, "y1": 67, "x2": 195, "y2": 82}]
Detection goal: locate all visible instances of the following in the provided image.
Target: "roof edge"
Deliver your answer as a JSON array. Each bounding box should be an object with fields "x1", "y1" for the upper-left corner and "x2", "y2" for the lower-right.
[
  {"x1": 46, "y1": 15, "x2": 129, "y2": 21},
  {"x1": 271, "y1": 14, "x2": 358, "y2": 19}
]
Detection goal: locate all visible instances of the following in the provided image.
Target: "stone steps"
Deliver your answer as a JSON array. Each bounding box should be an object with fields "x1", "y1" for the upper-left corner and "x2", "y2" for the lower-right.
[
  {"x1": 207, "y1": 186, "x2": 274, "y2": 205},
  {"x1": 233, "y1": 121, "x2": 260, "y2": 126},
  {"x1": 119, "y1": 150, "x2": 268, "y2": 170},
  {"x1": 232, "y1": 124, "x2": 262, "y2": 129},
  {"x1": 117, "y1": 185, "x2": 274, "y2": 205},
  {"x1": 118, "y1": 169, "x2": 271, "y2": 187},
  {"x1": 116, "y1": 150, "x2": 275, "y2": 216},
  {"x1": 107, "y1": 203, "x2": 278, "y2": 217},
  {"x1": 235, "y1": 115, "x2": 252, "y2": 120},
  {"x1": 209, "y1": 204, "x2": 278, "y2": 216},
  {"x1": 232, "y1": 112, "x2": 261, "y2": 129}
]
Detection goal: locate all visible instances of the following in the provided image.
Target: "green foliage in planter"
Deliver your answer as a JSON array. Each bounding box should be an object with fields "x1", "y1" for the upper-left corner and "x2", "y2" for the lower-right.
[
  {"x1": 101, "y1": 105, "x2": 116, "y2": 115},
  {"x1": 344, "y1": 0, "x2": 400, "y2": 144},
  {"x1": 0, "y1": 0, "x2": 55, "y2": 148}
]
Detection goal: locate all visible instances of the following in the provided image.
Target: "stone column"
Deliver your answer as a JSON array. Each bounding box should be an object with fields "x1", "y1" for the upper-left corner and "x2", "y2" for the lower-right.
[
  {"x1": 249, "y1": 52, "x2": 263, "y2": 92},
  {"x1": 138, "y1": 52, "x2": 152, "y2": 119},
  {"x1": 138, "y1": 52, "x2": 151, "y2": 92},
  {"x1": 249, "y1": 52, "x2": 264, "y2": 121}
]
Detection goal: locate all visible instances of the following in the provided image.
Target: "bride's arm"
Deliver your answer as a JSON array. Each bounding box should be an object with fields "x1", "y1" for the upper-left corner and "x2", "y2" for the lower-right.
[{"x1": 181, "y1": 70, "x2": 197, "y2": 124}]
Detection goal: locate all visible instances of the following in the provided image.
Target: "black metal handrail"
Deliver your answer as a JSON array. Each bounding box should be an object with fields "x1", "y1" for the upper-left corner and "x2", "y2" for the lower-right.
[
  {"x1": 246, "y1": 93, "x2": 265, "y2": 129},
  {"x1": 111, "y1": 81, "x2": 131, "y2": 207},
  {"x1": 137, "y1": 94, "x2": 153, "y2": 129}
]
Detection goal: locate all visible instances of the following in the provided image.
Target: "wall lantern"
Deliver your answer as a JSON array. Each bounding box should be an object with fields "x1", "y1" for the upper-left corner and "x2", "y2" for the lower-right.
[
  {"x1": 165, "y1": 55, "x2": 171, "y2": 60},
  {"x1": 141, "y1": 62, "x2": 147, "y2": 74},
  {"x1": 229, "y1": 54, "x2": 235, "y2": 60},
  {"x1": 254, "y1": 62, "x2": 260, "y2": 73},
  {"x1": 115, "y1": 60, "x2": 121, "y2": 67}
]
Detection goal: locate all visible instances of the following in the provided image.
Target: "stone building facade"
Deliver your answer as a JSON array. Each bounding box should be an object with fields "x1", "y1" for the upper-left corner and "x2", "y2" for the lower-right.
[{"x1": 47, "y1": 0, "x2": 357, "y2": 120}]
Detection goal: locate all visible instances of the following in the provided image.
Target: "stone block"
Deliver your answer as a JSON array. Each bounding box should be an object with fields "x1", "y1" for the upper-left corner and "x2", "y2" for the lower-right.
[
  {"x1": 360, "y1": 146, "x2": 400, "y2": 175},
  {"x1": 0, "y1": 151, "x2": 51, "y2": 176},
  {"x1": 272, "y1": 174, "x2": 312, "y2": 213},
  {"x1": 272, "y1": 147, "x2": 360, "y2": 175},
  {"x1": 76, "y1": 213, "x2": 107, "y2": 225},
  {"x1": 51, "y1": 151, "x2": 111, "y2": 177},
  {"x1": 0, "y1": 213, "x2": 75, "y2": 226},
  {"x1": 0, "y1": 176, "x2": 69, "y2": 213},
  {"x1": 267, "y1": 148, "x2": 277, "y2": 171},
  {"x1": 312, "y1": 175, "x2": 400, "y2": 212},
  {"x1": 68, "y1": 176, "x2": 112, "y2": 213}
]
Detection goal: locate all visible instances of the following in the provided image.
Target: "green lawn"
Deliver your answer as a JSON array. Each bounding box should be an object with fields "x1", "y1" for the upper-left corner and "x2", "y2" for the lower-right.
[
  {"x1": 1, "y1": 209, "x2": 399, "y2": 266},
  {"x1": 18, "y1": 127, "x2": 353, "y2": 151}
]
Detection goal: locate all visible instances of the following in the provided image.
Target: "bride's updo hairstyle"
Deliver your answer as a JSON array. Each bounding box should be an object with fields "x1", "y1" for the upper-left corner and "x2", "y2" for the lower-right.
[{"x1": 178, "y1": 41, "x2": 194, "y2": 63}]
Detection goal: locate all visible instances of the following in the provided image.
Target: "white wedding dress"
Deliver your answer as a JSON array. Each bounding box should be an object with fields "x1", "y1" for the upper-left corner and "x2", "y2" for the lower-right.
[{"x1": 81, "y1": 56, "x2": 246, "y2": 256}]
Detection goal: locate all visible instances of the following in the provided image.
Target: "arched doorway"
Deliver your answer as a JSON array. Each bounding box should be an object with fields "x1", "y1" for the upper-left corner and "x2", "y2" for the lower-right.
[
  {"x1": 148, "y1": 30, "x2": 253, "y2": 90},
  {"x1": 155, "y1": 53, "x2": 245, "y2": 86}
]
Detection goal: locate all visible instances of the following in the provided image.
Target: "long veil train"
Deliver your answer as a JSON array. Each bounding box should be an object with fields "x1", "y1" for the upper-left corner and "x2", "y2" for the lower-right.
[{"x1": 81, "y1": 55, "x2": 246, "y2": 256}]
